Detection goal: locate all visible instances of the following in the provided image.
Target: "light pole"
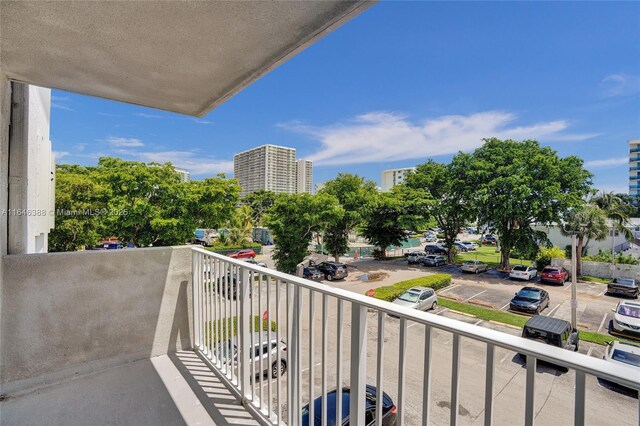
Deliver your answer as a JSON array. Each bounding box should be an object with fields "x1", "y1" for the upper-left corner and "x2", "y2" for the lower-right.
[
  {"x1": 610, "y1": 225, "x2": 616, "y2": 279},
  {"x1": 571, "y1": 234, "x2": 578, "y2": 329}
]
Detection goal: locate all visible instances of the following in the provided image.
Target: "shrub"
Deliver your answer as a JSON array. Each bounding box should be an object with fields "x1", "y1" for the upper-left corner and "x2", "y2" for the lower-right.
[
  {"x1": 368, "y1": 274, "x2": 451, "y2": 302},
  {"x1": 205, "y1": 315, "x2": 277, "y2": 347},
  {"x1": 535, "y1": 246, "x2": 566, "y2": 270},
  {"x1": 206, "y1": 243, "x2": 262, "y2": 251},
  {"x1": 583, "y1": 248, "x2": 639, "y2": 265}
]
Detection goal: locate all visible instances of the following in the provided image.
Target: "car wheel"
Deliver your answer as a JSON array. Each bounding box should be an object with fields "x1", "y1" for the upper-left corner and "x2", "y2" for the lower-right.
[
  {"x1": 326, "y1": 274, "x2": 333, "y2": 281},
  {"x1": 431, "y1": 301, "x2": 437, "y2": 310},
  {"x1": 272, "y1": 361, "x2": 286, "y2": 377}
]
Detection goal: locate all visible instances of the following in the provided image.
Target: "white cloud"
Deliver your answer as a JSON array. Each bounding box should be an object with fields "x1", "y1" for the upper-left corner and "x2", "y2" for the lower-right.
[
  {"x1": 601, "y1": 73, "x2": 640, "y2": 97},
  {"x1": 134, "y1": 112, "x2": 164, "y2": 119},
  {"x1": 191, "y1": 118, "x2": 213, "y2": 125},
  {"x1": 585, "y1": 157, "x2": 627, "y2": 168},
  {"x1": 279, "y1": 111, "x2": 598, "y2": 166},
  {"x1": 53, "y1": 151, "x2": 70, "y2": 160},
  {"x1": 116, "y1": 149, "x2": 233, "y2": 176},
  {"x1": 104, "y1": 136, "x2": 144, "y2": 147},
  {"x1": 51, "y1": 103, "x2": 74, "y2": 111}
]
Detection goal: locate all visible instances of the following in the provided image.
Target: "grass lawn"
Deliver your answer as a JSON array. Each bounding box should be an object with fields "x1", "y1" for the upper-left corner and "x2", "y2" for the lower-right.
[
  {"x1": 579, "y1": 275, "x2": 609, "y2": 285},
  {"x1": 438, "y1": 297, "x2": 624, "y2": 346},
  {"x1": 455, "y1": 245, "x2": 532, "y2": 268}
]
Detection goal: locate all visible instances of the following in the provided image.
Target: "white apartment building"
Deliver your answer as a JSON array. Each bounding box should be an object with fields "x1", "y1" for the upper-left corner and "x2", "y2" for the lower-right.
[
  {"x1": 174, "y1": 167, "x2": 190, "y2": 182},
  {"x1": 381, "y1": 167, "x2": 415, "y2": 192},
  {"x1": 234, "y1": 144, "x2": 297, "y2": 196},
  {"x1": 630, "y1": 139, "x2": 640, "y2": 198},
  {"x1": 296, "y1": 159, "x2": 313, "y2": 194}
]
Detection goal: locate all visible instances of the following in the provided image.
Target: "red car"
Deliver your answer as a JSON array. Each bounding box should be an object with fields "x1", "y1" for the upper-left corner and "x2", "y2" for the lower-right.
[
  {"x1": 540, "y1": 266, "x2": 570, "y2": 285},
  {"x1": 228, "y1": 249, "x2": 256, "y2": 259}
]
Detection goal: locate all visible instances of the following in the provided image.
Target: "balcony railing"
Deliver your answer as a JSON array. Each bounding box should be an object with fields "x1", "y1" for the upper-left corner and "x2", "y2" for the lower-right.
[
  {"x1": 191, "y1": 247, "x2": 640, "y2": 425},
  {"x1": 630, "y1": 166, "x2": 640, "y2": 171},
  {"x1": 631, "y1": 147, "x2": 640, "y2": 154}
]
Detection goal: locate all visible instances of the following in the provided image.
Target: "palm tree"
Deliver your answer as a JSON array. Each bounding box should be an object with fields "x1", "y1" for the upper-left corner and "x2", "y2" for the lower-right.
[
  {"x1": 560, "y1": 204, "x2": 608, "y2": 276},
  {"x1": 591, "y1": 191, "x2": 632, "y2": 240}
]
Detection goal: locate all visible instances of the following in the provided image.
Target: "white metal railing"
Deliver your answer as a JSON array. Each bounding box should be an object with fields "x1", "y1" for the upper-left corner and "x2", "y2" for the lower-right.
[{"x1": 191, "y1": 247, "x2": 640, "y2": 426}]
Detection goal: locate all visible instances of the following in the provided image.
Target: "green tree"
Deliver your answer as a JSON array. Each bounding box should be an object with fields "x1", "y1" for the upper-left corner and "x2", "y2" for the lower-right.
[
  {"x1": 264, "y1": 193, "x2": 343, "y2": 272},
  {"x1": 183, "y1": 176, "x2": 241, "y2": 231},
  {"x1": 242, "y1": 190, "x2": 279, "y2": 226},
  {"x1": 535, "y1": 246, "x2": 566, "y2": 271},
  {"x1": 319, "y1": 173, "x2": 378, "y2": 262},
  {"x1": 49, "y1": 165, "x2": 108, "y2": 251},
  {"x1": 403, "y1": 157, "x2": 474, "y2": 263},
  {"x1": 466, "y1": 138, "x2": 592, "y2": 270},
  {"x1": 591, "y1": 191, "x2": 632, "y2": 240},
  {"x1": 360, "y1": 192, "x2": 409, "y2": 259}
]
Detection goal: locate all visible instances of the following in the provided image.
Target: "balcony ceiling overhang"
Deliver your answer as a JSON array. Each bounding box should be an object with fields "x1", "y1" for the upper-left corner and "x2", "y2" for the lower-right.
[{"x1": 0, "y1": 1, "x2": 374, "y2": 117}]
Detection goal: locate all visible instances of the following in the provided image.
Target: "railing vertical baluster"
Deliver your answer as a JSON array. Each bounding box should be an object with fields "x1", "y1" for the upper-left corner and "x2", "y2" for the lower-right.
[
  {"x1": 574, "y1": 371, "x2": 586, "y2": 426},
  {"x1": 239, "y1": 265, "x2": 251, "y2": 398},
  {"x1": 309, "y1": 289, "x2": 315, "y2": 424},
  {"x1": 422, "y1": 325, "x2": 432, "y2": 426},
  {"x1": 286, "y1": 283, "x2": 293, "y2": 425},
  {"x1": 198, "y1": 252, "x2": 203, "y2": 351},
  {"x1": 216, "y1": 258, "x2": 222, "y2": 368},
  {"x1": 250, "y1": 270, "x2": 255, "y2": 403},
  {"x1": 484, "y1": 344, "x2": 495, "y2": 426},
  {"x1": 376, "y1": 312, "x2": 385, "y2": 426},
  {"x1": 258, "y1": 269, "x2": 264, "y2": 409},
  {"x1": 336, "y1": 299, "x2": 344, "y2": 424},
  {"x1": 276, "y1": 278, "x2": 282, "y2": 424},
  {"x1": 192, "y1": 251, "x2": 200, "y2": 350},
  {"x1": 398, "y1": 318, "x2": 407, "y2": 425},
  {"x1": 321, "y1": 293, "x2": 328, "y2": 426},
  {"x1": 450, "y1": 334, "x2": 461, "y2": 426},
  {"x1": 350, "y1": 302, "x2": 367, "y2": 426},
  {"x1": 525, "y1": 355, "x2": 536, "y2": 426},
  {"x1": 236, "y1": 264, "x2": 241, "y2": 382},
  {"x1": 295, "y1": 285, "x2": 303, "y2": 425},
  {"x1": 230, "y1": 264, "x2": 236, "y2": 382},
  {"x1": 223, "y1": 261, "x2": 228, "y2": 376},
  {"x1": 266, "y1": 274, "x2": 273, "y2": 419},
  {"x1": 212, "y1": 257, "x2": 218, "y2": 365}
]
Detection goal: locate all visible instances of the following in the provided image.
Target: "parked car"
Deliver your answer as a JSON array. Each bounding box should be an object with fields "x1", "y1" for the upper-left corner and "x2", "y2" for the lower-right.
[
  {"x1": 244, "y1": 258, "x2": 267, "y2": 268},
  {"x1": 460, "y1": 260, "x2": 489, "y2": 274},
  {"x1": 407, "y1": 251, "x2": 427, "y2": 264},
  {"x1": 392, "y1": 287, "x2": 438, "y2": 311},
  {"x1": 610, "y1": 300, "x2": 640, "y2": 337},
  {"x1": 218, "y1": 332, "x2": 287, "y2": 379},
  {"x1": 422, "y1": 254, "x2": 447, "y2": 267},
  {"x1": 607, "y1": 277, "x2": 639, "y2": 298},
  {"x1": 424, "y1": 244, "x2": 447, "y2": 255},
  {"x1": 510, "y1": 287, "x2": 550, "y2": 314},
  {"x1": 303, "y1": 266, "x2": 323, "y2": 281},
  {"x1": 520, "y1": 316, "x2": 579, "y2": 360},
  {"x1": 453, "y1": 242, "x2": 469, "y2": 252},
  {"x1": 461, "y1": 241, "x2": 478, "y2": 251},
  {"x1": 228, "y1": 249, "x2": 256, "y2": 259},
  {"x1": 540, "y1": 266, "x2": 570, "y2": 285},
  {"x1": 509, "y1": 265, "x2": 537, "y2": 281},
  {"x1": 301, "y1": 385, "x2": 397, "y2": 426},
  {"x1": 313, "y1": 261, "x2": 348, "y2": 281},
  {"x1": 481, "y1": 235, "x2": 497, "y2": 245},
  {"x1": 424, "y1": 234, "x2": 437, "y2": 242},
  {"x1": 599, "y1": 340, "x2": 640, "y2": 394}
]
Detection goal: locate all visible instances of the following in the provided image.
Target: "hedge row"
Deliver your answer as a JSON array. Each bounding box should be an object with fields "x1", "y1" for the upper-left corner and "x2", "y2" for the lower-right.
[
  {"x1": 205, "y1": 244, "x2": 262, "y2": 255},
  {"x1": 205, "y1": 315, "x2": 277, "y2": 347},
  {"x1": 369, "y1": 274, "x2": 452, "y2": 302}
]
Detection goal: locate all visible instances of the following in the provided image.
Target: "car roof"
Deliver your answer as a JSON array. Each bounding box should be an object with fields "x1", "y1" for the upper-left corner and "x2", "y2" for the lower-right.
[
  {"x1": 611, "y1": 340, "x2": 640, "y2": 354},
  {"x1": 520, "y1": 286, "x2": 541, "y2": 292},
  {"x1": 407, "y1": 287, "x2": 430, "y2": 292},
  {"x1": 618, "y1": 300, "x2": 640, "y2": 308},
  {"x1": 303, "y1": 385, "x2": 393, "y2": 425},
  {"x1": 524, "y1": 315, "x2": 572, "y2": 333}
]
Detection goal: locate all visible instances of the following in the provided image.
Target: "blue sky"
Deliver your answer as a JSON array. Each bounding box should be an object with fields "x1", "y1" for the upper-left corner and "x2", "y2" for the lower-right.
[{"x1": 51, "y1": 1, "x2": 640, "y2": 193}]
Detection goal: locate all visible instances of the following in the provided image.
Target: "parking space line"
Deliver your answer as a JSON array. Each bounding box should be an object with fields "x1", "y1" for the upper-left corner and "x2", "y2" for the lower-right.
[
  {"x1": 564, "y1": 283, "x2": 572, "y2": 291},
  {"x1": 438, "y1": 284, "x2": 460, "y2": 294},
  {"x1": 598, "y1": 288, "x2": 608, "y2": 297},
  {"x1": 587, "y1": 347, "x2": 594, "y2": 357},
  {"x1": 499, "y1": 302, "x2": 510, "y2": 311},
  {"x1": 597, "y1": 313, "x2": 608, "y2": 332},
  {"x1": 499, "y1": 351, "x2": 512, "y2": 363},
  {"x1": 473, "y1": 319, "x2": 483, "y2": 326},
  {"x1": 302, "y1": 362, "x2": 322, "y2": 373},
  {"x1": 435, "y1": 308, "x2": 450, "y2": 316},
  {"x1": 463, "y1": 290, "x2": 487, "y2": 302},
  {"x1": 544, "y1": 304, "x2": 561, "y2": 317}
]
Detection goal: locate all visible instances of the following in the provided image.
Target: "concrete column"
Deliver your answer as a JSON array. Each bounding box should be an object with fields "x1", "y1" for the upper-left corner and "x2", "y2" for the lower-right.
[{"x1": 0, "y1": 74, "x2": 10, "y2": 256}]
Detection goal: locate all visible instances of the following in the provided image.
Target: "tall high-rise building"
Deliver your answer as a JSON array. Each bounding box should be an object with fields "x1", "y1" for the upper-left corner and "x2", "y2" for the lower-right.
[
  {"x1": 630, "y1": 139, "x2": 640, "y2": 198},
  {"x1": 174, "y1": 168, "x2": 190, "y2": 182},
  {"x1": 381, "y1": 167, "x2": 416, "y2": 192},
  {"x1": 234, "y1": 145, "x2": 297, "y2": 196},
  {"x1": 296, "y1": 159, "x2": 313, "y2": 194}
]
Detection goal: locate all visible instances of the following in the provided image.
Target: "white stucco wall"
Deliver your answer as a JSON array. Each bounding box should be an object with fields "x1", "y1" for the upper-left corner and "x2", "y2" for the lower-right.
[{"x1": 533, "y1": 224, "x2": 630, "y2": 254}]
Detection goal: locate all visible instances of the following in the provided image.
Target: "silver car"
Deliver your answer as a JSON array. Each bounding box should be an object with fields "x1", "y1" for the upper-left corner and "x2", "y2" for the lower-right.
[
  {"x1": 219, "y1": 332, "x2": 288, "y2": 378},
  {"x1": 460, "y1": 260, "x2": 489, "y2": 274},
  {"x1": 392, "y1": 287, "x2": 438, "y2": 311},
  {"x1": 407, "y1": 251, "x2": 427, "y2": 264}
]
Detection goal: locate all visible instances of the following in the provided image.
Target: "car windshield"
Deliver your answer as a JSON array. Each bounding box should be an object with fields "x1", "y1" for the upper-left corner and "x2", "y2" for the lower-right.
[
  {"x1": 612, "y1": 278, "x2": 636, "y2": 287},
  {"x1": 617, "y1": 305, "x2": 640, "y2": 318},
  {"x1": 611, "y1": 349, "x2": 640, "y2": 367},
  {"x1": 513, "y1": 266, "x2": 527, "y2": 271},
  {"x1": 543, "y1": 268, "x2": 559, "y2": 273},
  {"x1": 516, "y1": 289, "x2": 541, "y2": 300},
  {"x1": 398, "y1": 292, "x2": 420, "y2": 303},
  {"x1": 464, "y1": 261, "x2": 476, "y2": 265}
]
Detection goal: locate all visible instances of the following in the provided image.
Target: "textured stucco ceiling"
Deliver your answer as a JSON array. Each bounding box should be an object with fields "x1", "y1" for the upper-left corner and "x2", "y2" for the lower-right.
[{"x1": 0, "y1": 1, "x2": 374, "y2": 116}]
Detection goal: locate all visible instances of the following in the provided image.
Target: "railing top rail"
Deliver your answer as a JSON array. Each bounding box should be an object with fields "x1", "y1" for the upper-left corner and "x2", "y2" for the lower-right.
[{"x1": 191, "y1": 246, "x2": 640, "y2": 390}]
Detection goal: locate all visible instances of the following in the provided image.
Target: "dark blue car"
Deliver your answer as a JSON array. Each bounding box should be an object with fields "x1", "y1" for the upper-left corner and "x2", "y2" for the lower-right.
[{"x1": 301, "y1": 385, "x2": 397, "y2": 426}]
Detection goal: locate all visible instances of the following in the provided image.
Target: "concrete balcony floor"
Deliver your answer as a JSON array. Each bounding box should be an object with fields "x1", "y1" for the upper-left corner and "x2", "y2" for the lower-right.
[{"x1": 1, "y1": 351, "x2": 260, "y2": 426}]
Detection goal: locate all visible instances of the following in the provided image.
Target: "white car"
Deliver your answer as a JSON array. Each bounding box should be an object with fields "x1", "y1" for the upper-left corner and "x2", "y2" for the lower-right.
[
  {"x1": 407, "y1": 251, "x2": 427, "y2": 264},
  {"x1": 461, "y1": 241, "x2": 478, "y2": 251},
  {"x1": 392, "y1": 287, "x2": 438, "y2": 311},
  {"x1": 611, "y1": 300, "x2": 640, "y2": 337},
  {"x1": 509, "y1": 265, "x2": 537, "y2": 281},
  {"x1": 603, "y1": 340, "x2": 640, "y2": 368},
  {"x1": 460, "y1": 260, "x2": 489, "y2": 273}
]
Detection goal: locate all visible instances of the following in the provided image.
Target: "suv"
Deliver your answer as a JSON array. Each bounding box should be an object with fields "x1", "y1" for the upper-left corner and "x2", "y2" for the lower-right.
[
  {"x1": 422, "y1": 254, "x2": 446, "y2": 267},
  {"x1": 520, "y1": 316, "x2": 579, "y2": 360},
  {"x1": 219, "y1": 333, "x2": 287, "y2": 379},
  {"x1": 313, "y1": 261, "x2": 348, "y2": 281},
  {"x1": 540, "y1": 266, "x2": 570, "y2": 285},
  {"x1": 424, "y1": 244, "x2": 447, "y2": 255},
  {"x1": 407, "y1": 251, "x2": 427, "y2": 264}
]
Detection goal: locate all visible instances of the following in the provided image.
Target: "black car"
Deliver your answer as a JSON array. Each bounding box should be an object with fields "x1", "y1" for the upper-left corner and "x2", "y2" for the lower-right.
[
  {"x1": 607, "y1": 277, "x2": 639, "y2": 298},
  {"x1": 301, "y1": 385, "x2": 397, "y2": 426},
  {"x1": 520, "y1": 315, "x2": 579, "y2": 357},
  {"x1": 509, "y1": 287, "x2": 550, "y2": 314},
  {"x1": 313, "y1": 261, "x2": 348, "y2": 281},
  {"x1": 424, "y1": 244, "x2": 447, "y2": 255},
  {"x1": 303, "y1": 266, "x2": 324, "y2": 281}
]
